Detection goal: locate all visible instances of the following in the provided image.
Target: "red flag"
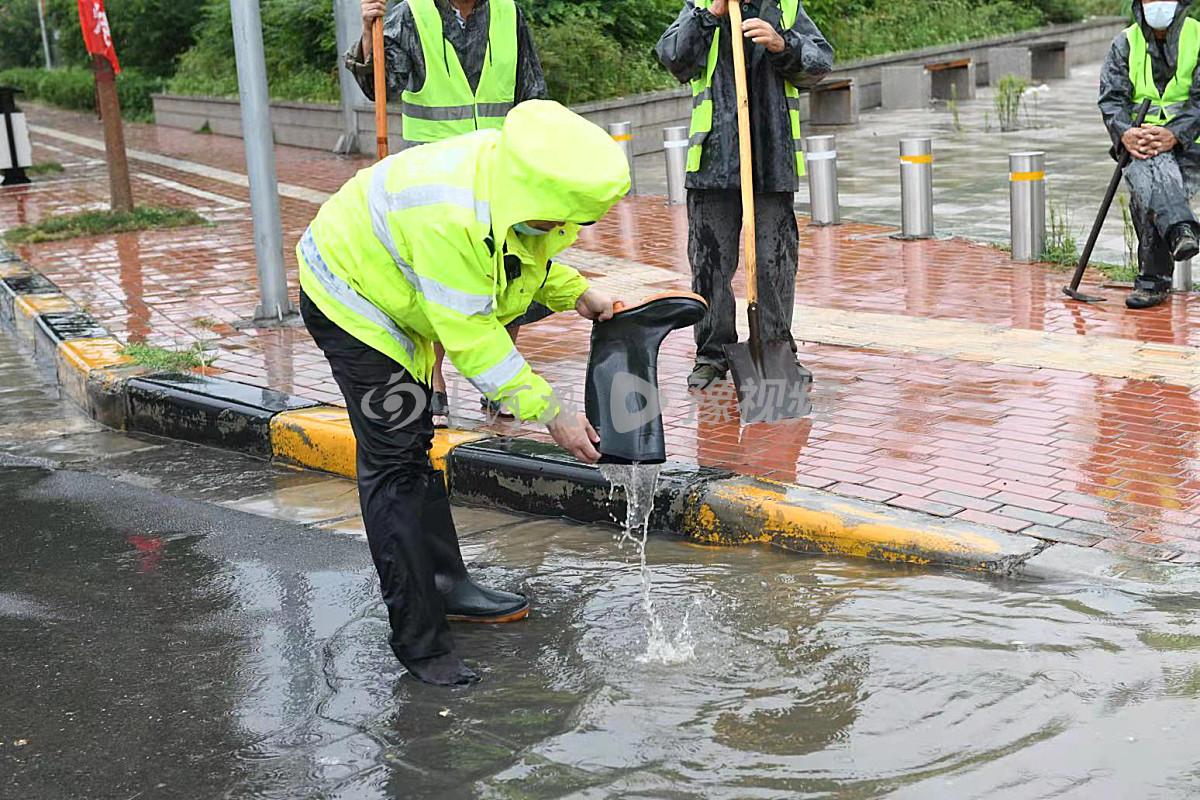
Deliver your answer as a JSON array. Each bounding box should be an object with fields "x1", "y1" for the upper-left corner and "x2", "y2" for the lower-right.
[{"x1": 77, "y1": 0, "x2": 120, "y2": 74}]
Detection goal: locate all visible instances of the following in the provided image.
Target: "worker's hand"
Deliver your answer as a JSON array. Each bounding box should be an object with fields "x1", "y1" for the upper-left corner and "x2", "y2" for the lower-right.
[
  {"x1": 743, "y1": 18, "x2": 786, "y2": 53},
  {"x1": 547, "y1": 411, "x2": 601, "y2": 463},
  {"x1": 575, "y1": 288, "x2": 617, "y2": 322},
  {"x1": 361, "y1": 0, "x2": 387, "y2": 54},
  {"x1": 1122, "y1": 126, "x2": 1154, "y2": 160},
  {"x1": 708, "y1": 0, "x2": 729, "y2": 17},
  {"x1": 1145, "y1": 125, "x2": 1179, "y2": 156}
]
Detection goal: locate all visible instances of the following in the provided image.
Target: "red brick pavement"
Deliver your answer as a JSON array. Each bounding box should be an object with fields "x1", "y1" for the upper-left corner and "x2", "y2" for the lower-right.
[{"x1": 6, "y1": 105, "x2": 1200, "y2": 562}]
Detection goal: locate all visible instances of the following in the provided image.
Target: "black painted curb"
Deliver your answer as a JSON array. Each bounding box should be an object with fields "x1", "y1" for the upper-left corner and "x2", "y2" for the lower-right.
[{"x1": 447, "y1": 437, "x2": 735, "y2": 534}]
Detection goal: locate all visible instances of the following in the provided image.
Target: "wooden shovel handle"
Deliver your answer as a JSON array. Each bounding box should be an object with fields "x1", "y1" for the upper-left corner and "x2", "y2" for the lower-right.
[
  {"x1": 726, "y1": 0, "x2": 758, "y2": 305},
  {"x1": 373, "y1": 18, "x2": 389, "y2": 160}
]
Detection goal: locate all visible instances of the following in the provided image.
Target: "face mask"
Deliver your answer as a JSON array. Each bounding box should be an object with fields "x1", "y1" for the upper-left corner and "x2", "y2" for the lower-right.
[
  {"x1": 513, "y1": 222, "x2": 550, "y2": 237},
  {"x1": 1144, "y1": 1, "x2": 1179, "y2": 30}
]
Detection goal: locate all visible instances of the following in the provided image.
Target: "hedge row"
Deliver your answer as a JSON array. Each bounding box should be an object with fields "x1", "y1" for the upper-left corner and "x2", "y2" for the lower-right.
[{"x1": 0, "y1": 66, "x2": 163, "y2": 122}]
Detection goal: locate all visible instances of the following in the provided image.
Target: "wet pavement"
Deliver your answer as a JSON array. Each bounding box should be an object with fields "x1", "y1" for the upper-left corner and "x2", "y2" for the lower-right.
[
  {"x1": 5, "y1": 328, "x2": 1200, "y2": 799},
  {"x1": 6, "y1": 92, "x2": 1200, "y2": 560}
]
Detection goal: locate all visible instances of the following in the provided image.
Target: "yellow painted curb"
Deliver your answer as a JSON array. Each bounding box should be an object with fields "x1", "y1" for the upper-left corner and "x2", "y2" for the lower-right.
[
  {"x1": 0, "y1": 262, "x2": 30, "y2": 278},
  {"x1": 15, "y1": 294, "x2": 76, "y2": 317},
  {"x1": 271, "y1": 406, "x2": 357, "y2": 478},
  {"x1": 58, "y1": 337, "x2": 132, "y2": 373},
  {"x1": 270, "y1": 405, "x2": 490, "y2": 480},
  {"x1": 681, "y1": 476, "x2": 1040, "y2": 570}
]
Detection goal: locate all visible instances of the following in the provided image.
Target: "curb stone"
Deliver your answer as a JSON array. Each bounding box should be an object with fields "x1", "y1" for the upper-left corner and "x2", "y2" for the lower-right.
[{"x1": 0, "y1": 245, "x2": 1164, "y2": 578}]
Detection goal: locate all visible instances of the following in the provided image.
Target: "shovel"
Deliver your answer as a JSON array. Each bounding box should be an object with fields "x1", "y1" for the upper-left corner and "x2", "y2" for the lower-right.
[
  {"x1": 721, "y1": 0, "x2": 812, "y2": 424},
  {"x1": 372, "y1": 17, "x2": 389, "y2": 160},
  {"x1": 1063, "y1": 99, "x2": 1151, "y2": 303}
]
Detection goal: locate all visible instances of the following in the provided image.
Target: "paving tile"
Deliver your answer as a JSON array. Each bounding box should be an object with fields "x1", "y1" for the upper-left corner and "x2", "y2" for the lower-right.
[
  {"x1": 830, "y1": 483, "x2": 899, "y2": 504},
  {"x1": 955, "y1": 509, "x2": 1033, "y2": 533},
  {"x1": 9, "y1": 103, "x2": 1200, "y2": 563},
  {"x1": 1022, "y1": 525, "x2": 1104, "y2": 548},
  {"x1": 993, "y1": 505, "x2": 1070, "y2": 528},
  {"x1": 887, "y1": 495, "x2": 964, "y2": 518}
]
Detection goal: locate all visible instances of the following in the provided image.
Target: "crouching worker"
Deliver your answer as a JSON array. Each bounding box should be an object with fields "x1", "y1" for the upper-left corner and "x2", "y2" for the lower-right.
[
  {"x1": 1100, "y1": 0, "x2": 1200, "y2": 309},
  {"x1": 656, "y1": 0, "x2": 832, "y2": 389},
  {"x1": 297, "y1": 101, "x2": 630, "y2": 686}
]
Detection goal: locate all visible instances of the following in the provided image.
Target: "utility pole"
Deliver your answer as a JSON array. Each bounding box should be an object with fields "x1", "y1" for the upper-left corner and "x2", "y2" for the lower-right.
[
  {"x1": 37, "y1": 0, "x2": 53, "y2": 70},
  {"x1": 93, "y1": 56, "x2": 133, "y2": 212},
  {"x1": 230, "y1": 0, "x2": 295, "y2": 322},
  {"x1": 333, "y1": 0, "x2": 364, "y2": 154}
]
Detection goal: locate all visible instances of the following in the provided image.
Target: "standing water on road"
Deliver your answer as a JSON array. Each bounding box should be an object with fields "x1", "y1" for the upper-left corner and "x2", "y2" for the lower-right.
[{"x1": 600, "y1": 462, "x2": 697, "y2": 665}]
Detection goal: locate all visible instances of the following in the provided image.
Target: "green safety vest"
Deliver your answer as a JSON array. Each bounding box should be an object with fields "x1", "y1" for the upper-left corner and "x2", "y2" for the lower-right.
[
  {"x1": 401, "y1": 0, "x2": 518, "y2": 143},
  {"x1": 1127, "y1": 18, "x2": 1200, "y2": 128},
  {"x1": 687, "y1": 0, "x2": 805, "y2": 177},
  {"x1": 298, "y1": 101, "x2": 630, "y2": 422}
]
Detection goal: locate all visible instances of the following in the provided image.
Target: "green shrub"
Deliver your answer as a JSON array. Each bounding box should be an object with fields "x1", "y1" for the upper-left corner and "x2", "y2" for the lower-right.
[
  {"x1": 0, "y1": 66, "x2": 163, "y2": 121},
  {"x1": 167, "y1": 0, "x2": 338, "y2": 103},
  {"x1": 533, "y1": 12, "x2": 673, "y2": 105}
]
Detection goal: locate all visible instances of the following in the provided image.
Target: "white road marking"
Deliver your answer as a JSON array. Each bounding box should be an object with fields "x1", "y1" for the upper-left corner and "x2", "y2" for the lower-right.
[
  {"x1": 30, "y1": 125, "x2": 332, "y2": 206},
  {"x1": 134, "y1": 172, "x2": 247, "y2": 209}
]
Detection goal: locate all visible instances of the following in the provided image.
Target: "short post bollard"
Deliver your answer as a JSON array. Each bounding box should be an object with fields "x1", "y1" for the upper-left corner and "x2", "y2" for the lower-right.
[
  {"x1": 0, "y1": 86, "x2": 33, "y2": 186},
  {"x1": 1175, "y1": 258, "x2": 1193, "y2": 292},
  {"x1": 899, "y1": 138, "x2": 934, "y2": 239},
  {"x1": 1009, "y1": 151, "x2": 1046, "y2": 262},
  {"x1": 608, "y1": 121, "x2": 638, "y2": 196},
  {"x1": 805, "y1": 134, "x2": 840, "y2": 226},
  {"x1": 663, "y1": 126, "x2": 689, "y2": 206}
]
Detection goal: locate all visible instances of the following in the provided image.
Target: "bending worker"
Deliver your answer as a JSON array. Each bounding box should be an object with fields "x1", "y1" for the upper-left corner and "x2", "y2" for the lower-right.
[
  {"x1": 348, "y1": 0, "x2": 549, "y2": 418},
  {"x1": 1099, "y1": 0, "x2": 1200, "y2": 309},
  {"x1": 656, "y1": 0, "x2": 832, "y2": 390},
  {"x1": 297, "y1": 101, "x2": 629, "y2": 686}
]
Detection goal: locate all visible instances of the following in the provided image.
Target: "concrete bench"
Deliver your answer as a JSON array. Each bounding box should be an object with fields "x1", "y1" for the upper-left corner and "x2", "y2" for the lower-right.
[
  {"x1": 805, "y1": 78, "x2": 858, "y2": 126},
  {"x1": 988, "y1": 41, "x2": 1069, "y2": 85},
  {"x1": 882, "y1": 58, "x2": 976, "y2": 109}
]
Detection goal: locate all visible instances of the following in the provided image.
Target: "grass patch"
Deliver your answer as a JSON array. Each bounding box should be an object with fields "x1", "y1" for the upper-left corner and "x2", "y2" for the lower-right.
[
  {"x1": 1040, "y1": 202, "x2": 1079, "y2": 268},
  {"x1": 3, "y1": 205, "x2": 208, "y2": 244},
  {"x1": 121, "y1": 341, "x2": 214, "y2": 372},
  {"x1": 27, "y1": 162, "x2": 64, "y2": 176},
  {"x1": 1095, "y1": 261, "x2": 1137, "y2": 282}
]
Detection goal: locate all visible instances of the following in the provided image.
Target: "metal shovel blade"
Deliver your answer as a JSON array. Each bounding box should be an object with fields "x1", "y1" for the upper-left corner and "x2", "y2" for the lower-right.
[
  {"x1": 724, "y1": 339, "x2": 813, "y2": 424},
  {"x1": 1062, "y1": 286, "x2": 1108, "y2": 303}
]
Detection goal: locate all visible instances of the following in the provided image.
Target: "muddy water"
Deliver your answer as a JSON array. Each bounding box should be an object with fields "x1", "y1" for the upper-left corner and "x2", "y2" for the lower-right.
[{"x1": 3, "y1": 331, "x2": 1200, "y2": 799}]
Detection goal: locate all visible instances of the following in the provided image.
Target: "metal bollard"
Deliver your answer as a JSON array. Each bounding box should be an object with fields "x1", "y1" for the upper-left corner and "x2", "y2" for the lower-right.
[
  {"x1": 608, "y1": 121, "x2": 638, "y2": 196},
  {"x1": 1008, "y1": 151, "x2": 1046, "y2": 262},
  {"x1": 1175, "y1": 258, "x2": 1193, "y2": 292},
  {"x1": 898, "y1": 138, "x2": 934, "y2": 239},
  {"x1": 805, "y1": 134, "x2": 840, "y2": 226},
  {"x1": 663, "y1": 126, "x2": 689, "y2": 206}
]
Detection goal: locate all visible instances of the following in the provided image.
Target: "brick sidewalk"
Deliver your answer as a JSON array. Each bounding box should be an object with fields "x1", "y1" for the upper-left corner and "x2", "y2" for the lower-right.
[{"x1": 5, "y1": 105, "x2": 1200, "y2": 563}]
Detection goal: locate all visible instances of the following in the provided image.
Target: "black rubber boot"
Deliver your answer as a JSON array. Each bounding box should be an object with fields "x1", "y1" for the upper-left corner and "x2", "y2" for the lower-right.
[
  {"x1": 403, "y1": 652, "x2": 479, "y2": 686},
  {"x1": 585, "y1": 293, "x2": 708, "y2": 464},
  {"x1": 423, "y1": 473, "x2": 529, "y2": 623},
  {"x1": 1126, "y1": 276, "x2": 1171, "y2": 309},
  {"x1": 1169, "y1": 223, "x2": 1200, "y2": 262}
]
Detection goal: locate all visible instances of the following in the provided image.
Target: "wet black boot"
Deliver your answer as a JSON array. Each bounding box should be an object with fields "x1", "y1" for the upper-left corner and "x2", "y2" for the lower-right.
[
  {"x1": 585, "y1": 293, "x2": 708, "y2": 463},
  {"x1": 423, "y1": 473, "x2": 529, "y2": 623},
  {"x1": 1126, "y1": 276, "x2": 1171, "y2": 310},
  {"x1": 1169, "y1": 223, "x2": 1200, "y2": 262}
]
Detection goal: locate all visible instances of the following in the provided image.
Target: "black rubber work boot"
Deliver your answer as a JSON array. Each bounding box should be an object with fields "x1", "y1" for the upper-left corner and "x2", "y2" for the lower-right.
[
  {"x1": 584, "y1": 292, "x2": 708, "y2": 464},
  {"x1": 402, "y1": 652, "x2": 480, "y2": 687},
  {"x1": 1126, "y1": 276, "x2": 1171, "y2": 310},
  {"x1": 1169, "y1": 223, "x2": 1200, "y2": 262},
  {"x1": 423, "y1": 473, "x2": 529, "y2": 623},
  {"x1": 687, "y1": 363, "x2": 727, "y2": 391}
]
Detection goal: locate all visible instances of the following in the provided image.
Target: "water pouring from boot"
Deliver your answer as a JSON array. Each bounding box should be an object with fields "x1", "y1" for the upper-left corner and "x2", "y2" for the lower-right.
[{"x1": 585, "y1": 292, "x2": 707, "y2": 663}]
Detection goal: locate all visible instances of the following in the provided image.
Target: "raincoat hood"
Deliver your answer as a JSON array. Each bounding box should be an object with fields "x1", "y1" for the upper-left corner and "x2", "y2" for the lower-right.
[{"x1": 488, "y1": 101, "x2": 631, "y2": 239}]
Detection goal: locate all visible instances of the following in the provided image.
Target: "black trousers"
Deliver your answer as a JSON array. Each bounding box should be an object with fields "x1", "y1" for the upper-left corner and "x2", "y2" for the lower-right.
[
  {"x1": 1124, "y1": 149, "x2": 1200, "y2": 282},
  {"x1": 300, "y1": 290, "x2": 456, "y2": 664},
  {"x1": 687, "y1": 189, "x2": 799, "y2": 370}
]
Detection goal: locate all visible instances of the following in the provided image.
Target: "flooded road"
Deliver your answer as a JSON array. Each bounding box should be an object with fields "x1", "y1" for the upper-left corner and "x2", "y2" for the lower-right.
[{"x1": 2, "y1": 334, "x2": 1200, "y2": 799}]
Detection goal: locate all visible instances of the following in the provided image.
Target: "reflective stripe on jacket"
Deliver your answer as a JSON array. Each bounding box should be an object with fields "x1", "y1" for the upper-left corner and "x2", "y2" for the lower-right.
[
  {"x1": 686, "y1": 0, "x2": 805, "y2": 177},
  {"x1": 298, "y1": 102, "x2": 630, "y2": 422},
  {"x1": 401, "y1": 0, "x2": 518, "y2": 143}
]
